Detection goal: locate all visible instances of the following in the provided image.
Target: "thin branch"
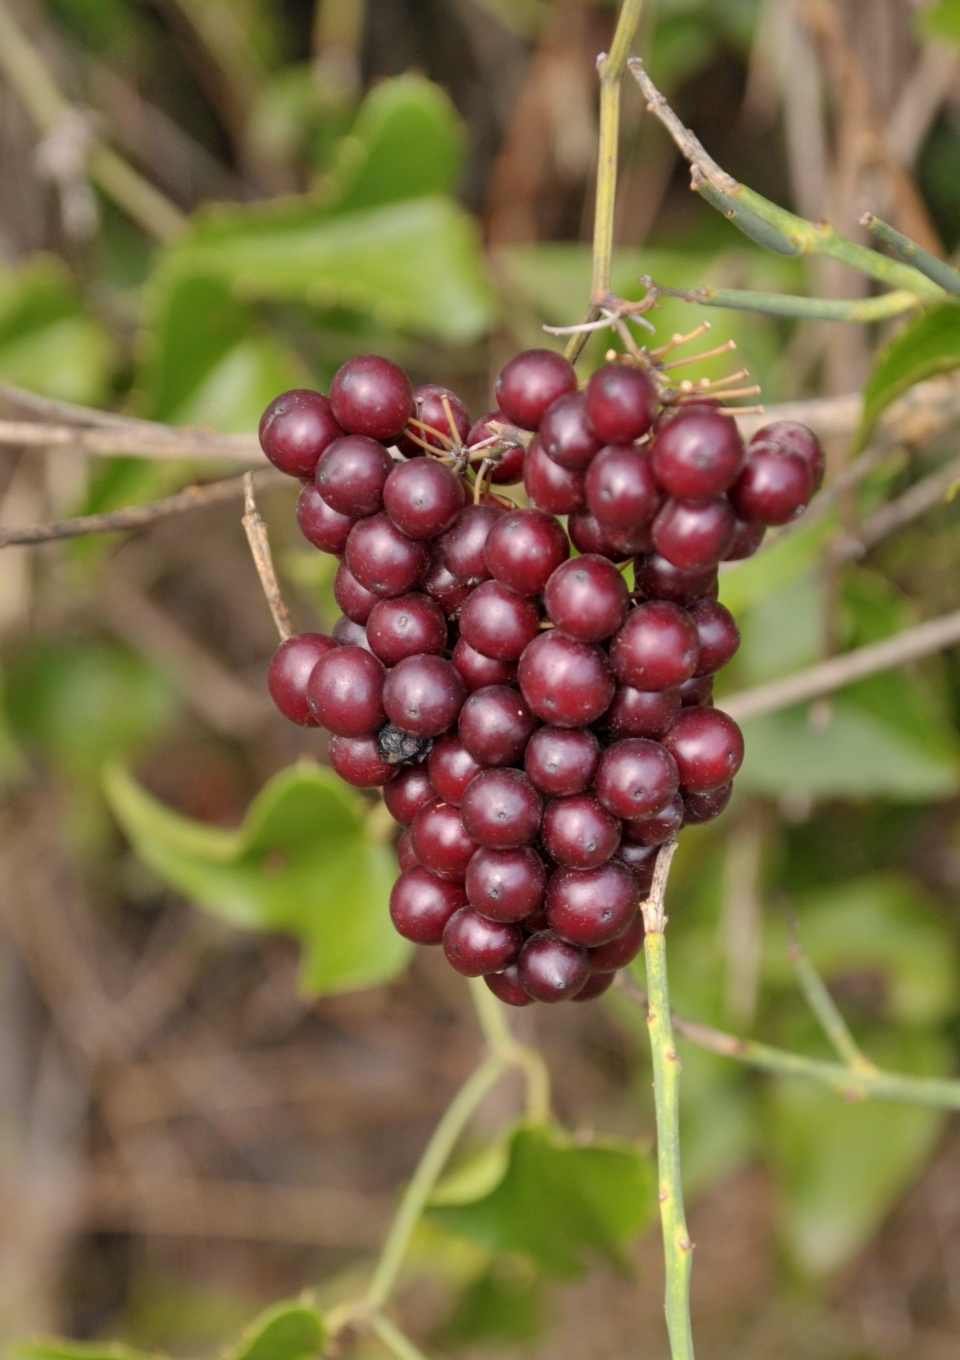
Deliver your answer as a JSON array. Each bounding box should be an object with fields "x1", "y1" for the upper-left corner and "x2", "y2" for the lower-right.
[
  {"x1": 369, "y1": 1315, "x2": 432, "y2": 1360},
  {"x1": 0, "y1": 418, "x2": 265, "y2": 464},
  {"x1": 0, "y1": 382, "x2": 153, "y2": 428},
  {"x1": 722, "y1": 606, "x2": 960, "y2": 722},
  {"x1": 468, "y1": 976, "x2": 551, "y2": 1122},
  {"x1": 640, "y1": 839, "x2": 678, "y2": 935},
  {"x1": 787, "y1": 922, "x2": 877, "y2": 1074},
  {"x1": 241, "y1": 474, "x2": 293, "y2": 643},
  {"x1": 639, "y1": 279, "x2": 925, "y2": 323},
  {"x1": 842, "y1": 450, "x2": 960, "y2": 557},
  {"x1": 0, "y1": 468, "x2": 287, "y2": 547},
  {"x1": 861, "y1": 213, "x2": 960, "y2": 299}
]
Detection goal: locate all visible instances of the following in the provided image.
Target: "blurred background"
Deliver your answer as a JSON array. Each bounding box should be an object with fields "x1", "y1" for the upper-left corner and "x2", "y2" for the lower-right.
[{"x1": 2, "y1": 1, "x2": 960, "y2": 1357}]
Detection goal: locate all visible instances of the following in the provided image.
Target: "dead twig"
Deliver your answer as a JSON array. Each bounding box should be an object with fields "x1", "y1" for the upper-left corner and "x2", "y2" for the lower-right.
[
  {"x1": 0, "y1": 418, "x2": 265, "y2": 465},
  {"x1": 241, "y1": 473, "x2": 293, "y2": 643}
]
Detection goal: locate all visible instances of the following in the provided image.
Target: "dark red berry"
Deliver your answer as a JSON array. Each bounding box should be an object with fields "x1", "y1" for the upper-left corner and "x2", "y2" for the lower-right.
[
  {"x1": 332, "y1": 615, "x2": 371, "y2": 649},
  {"x1": 366, "y1": 593, "x2": 446, "y2": 665},
  {"x1": 518, "y1": 632, "x2": 614, "y2": 727},
  {"x1": 495, "y1": 349, "x2": 577, "y2": 431},
  {"x1": 458, "y1": 684, "x2": 538, "y2": 767},
  {"x1": 725, "y1": 517, "x2": 766, "y2": 561},
  {"x1": 439, "y1": 504, "x2": 503, "y2": 584},
  {"x1": 316, "y1": 435, "x2": 394, "y2": 518},
  {"x1": 451, "y1": 638, "x2": 518, "y2": 692},
  {"x1": 485, "y1": 965, "x2": 535, "y2": 1006},
  {"x1": 459, "y1": 581, "x2": 541, "y2": 661},
  {"x1": 411, "y1": 800, "x2": 478, "y2": 881},
  {"x1": 622, "y1": 793, "x2": 684, "y2": 846},
  {"x1": 568, "y1": 509, "x2": 633, "y2": 561},
  {"x1": 543, "y1": 555, "x2": 629, "y2": 642},
  {"x1": 634, "y1": 553, "x2": 718, "y2": 606},
  {"x1": 383, "y1": 458, "x2": 465, "y2": 539},
  {"x1": 307, "y1": 645, "x2": 385, "y2": 736},
  {"x1": 652, "y1": 497, "x2": 737, "y2": 572},
  {"x1": 468, "y1": 412, "x2": 526, "y2": 484},
  {"x1": 423, "y1": 554, "x2": 472, "y2": 616},
  {"x1": 396, "y1": 830, "x2": 418, "y2": 871},
  {"x1": 399, "y1": 384, "x2": 471, "y2": 456},
  {"x1": 614, "y1": 841, "x2": 658, "y2": 892},
  {"x1": 390, "y1": 867, "x2": 465, "y2": 943},
  {"x1": 522, "y1": 906, "x2": 549, "y2": 935},
  {"x1": 650, "y1": 409, "x2": 744, "y2": 498},
  {"x1": 753, "y1": 420, "x2": 824, "y2": 492},
  {"x1": 595, "y1": 737, "x2": 680, "y2": 820},
  {"x1": 689, "y1": 598, "x2": 740, "y2": 676},
  {"x1": 589, "y1": 911, "x2": 645, "y2": 971},
  {"x1": 606, "y1": 684, "x2": 680, "y2": 739},
  {"x1": 661, "y1": 707, "x2": 744, "y2": 792},
  {"x1": 539, "y1": 393, "x2": 601, "y2": 471},
  {"x1": 729, "y1": 442, "x2": 813, "y2": 526},
  {"x1": 485, "y1": 508, "x2": 569, "y2": 597},
  {"x1": 460, "y1": 769, "x2": 542, "y2": 849},
  {"x1": 585, "y1": 363, "x2": 656, "y2": 443},
  {"x1": 517, "y1": 932, "x2": 590, "y2": 1002},
  {"x1": 570, "y1": 971, "x2": 616, "y2": 1001},
  {"x1": 296, "y1": 483, "x2": 356, "y2": 555},
  {"x1": 678, "y1": 674, "x2": 713, "y2": 707},
  {"x1": 259, "y1": 389, "x2": 344, "y2": 479},
  {"x1": 382, "y1": 654, "x2": 466, "y2": 738},
  {"x1": 524, "y1": 726, "x2": 599, "y2": 797},
  {"x1": 334, "y1": 561, "x2": 379, "y2": 623},
  {"x1": 345, "y1": 515, "x2": 428, "y2": 598},
  {"x1": 545, "y1": 862, "x2": 639, "y2": 947},
  {"x1": 268, "y1": 633, "x2": 337, "y2": 726},
  {"x1": 384, "y1": 764, "x2": 436, "y2": 827},
  {"x1": 523, "y1": 438, "x2": 586, "y2": 515},
  {"x1": 428, "y1": 734, "x2": 484, "y2": 806},
  {"x1": 466, "y1": 846, "x2": 547, "y2": 922},
  {"x1": 329, "y1": 734, "x2": 397, "y2": 787},
  {"x1": 542, "y1": 795, "x2": 621, "y2": 869},
  {"x1": 330, "y1": 355, "x2": 413, "y2": 441},
  {"x1": 443, "y1": 906, "x2": 523, "y2": 976},
  {"x1": 610, "y1": 601, "x2": 699, "y2": 691},
  {"x1": 683, "y1": 781, "x2": 734, "y2": 823},
  {"x1": 585, "y1": 444, "x2": 660, "y2": 531}
]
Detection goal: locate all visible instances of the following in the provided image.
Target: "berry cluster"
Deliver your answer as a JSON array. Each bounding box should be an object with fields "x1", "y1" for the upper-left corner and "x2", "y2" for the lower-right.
[{"x1": 259, "y1": 349, "x2": 823, "y2": 1005}]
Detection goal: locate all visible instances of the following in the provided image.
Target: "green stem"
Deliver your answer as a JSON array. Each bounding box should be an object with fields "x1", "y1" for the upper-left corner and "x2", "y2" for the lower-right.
[
  {"x1": 644, "y1": 930, "x2": 695, "y2": 1360},
  {"x1": 788, "y1": 929, "x2": 877, "y2": 1074},
  {"x1": 369, "y1": 1314, "x2": 432, "y2": 1360},
  {"x1": 645, "y1": 282, "x2": 927, "y2": 323},
  {"x1": 364, "y1": 1052, "x2": 508, "y2": 1311},
  {"x1": 861, "y1": 213, "x2": 960, "y2": 299},
  {"x1": 468, "y1": 976, "x2": 551, "y2": 1123}
]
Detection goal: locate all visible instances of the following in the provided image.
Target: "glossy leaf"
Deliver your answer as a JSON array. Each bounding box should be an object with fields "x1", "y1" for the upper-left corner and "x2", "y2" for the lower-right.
[
  {"x1": 858, "y1": 304, "x2": 960, "y2": 447},
  {"x1": 103, "y1": 760, "x2": 410, "y2": 995},
  {"x1": 229, "y1": 1301, "x2": 326, "y2": 1360},
  {"x1": 428, "y1": 1123, "x2": 656, "y2": 1278}
]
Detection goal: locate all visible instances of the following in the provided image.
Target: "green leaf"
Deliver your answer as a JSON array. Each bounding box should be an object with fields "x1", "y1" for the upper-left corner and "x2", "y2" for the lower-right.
[
  {"x1": 921, "y1": 0, "x2": 960, "y2": 44},
  {"x1": 229, "y1": 1300, "x2": 325, "y2": 1360},
  {"x1": 766, "y1": 1029, "x2": 951, "y2": 1275},
  {"x1": 428, "y1": 1123, "x2": 656, "y2": 1278},
  {"x1": 103, "y1": 760, "x2": 410, "y2": 995},
  {"x1": 438, "y1": 1260, "x2": 545, "y2": 1346},
  {"x1": 858, "y1": 304, "x2": 960, "y2": 447}
]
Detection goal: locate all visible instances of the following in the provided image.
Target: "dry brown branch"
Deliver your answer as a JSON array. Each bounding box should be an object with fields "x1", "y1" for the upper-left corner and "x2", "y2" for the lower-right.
[
  {"x1": 242, "y1": 473, "x2": 293, "y2": 642},
  {"x1": 842, "y1": 452, "x2": 960, "y2": 557},
  {"x1": 0, "y1": 468, "x2": 287, "y2": 547},
  {"x1": 640, "y1": 839, "x2": 678, "y2": 935},
  {"x1": 722, "y1": 606, "x2": 960, "y2": 722},
  {"x1": 0, "y1": 419, "x2": 265, "y2": 464}
]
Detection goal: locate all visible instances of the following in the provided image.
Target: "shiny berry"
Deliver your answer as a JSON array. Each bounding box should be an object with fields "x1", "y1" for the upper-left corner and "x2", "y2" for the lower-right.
[
  {"x1": 517, "y1": 932, "x2": 590, "y2": 1002},
  {"x1": 411, "y1": 800, "x2": 478, "y2": 882},
  {"x1": 382, "y1": 655, "x2": 466, "y2": 738},
  {"x1": 460, "y1": 769, "x2": 542, "y2": 849},
  {"x1": 545, "y1": 861, "x2": 639, "y2": 947},
  {"x1": 652, "y1": 497, "x2": 736, "y2": 572},
  {"x1": 650, "y1": 409, "x2": 744, "y2": 498},
  {"x1": 451, "y1": 638, "x2": 517, "y2": 692},
  {"x1": 330, "y1": 355, "x2": 413, "y2": 441},
  {"x1": 345, "y1": 515, "x2": 428, "y2": 597},
  {"x1": 366, "y1": 594, "x2": 446, "y2": 665},
  {"x1": 485, "y1": 508, "x2": 569, "y2": 597},
  {"x1": 316, "y1": 435, "x2": 394, "y2": 518},
  {"x1": 396, "y1": 830, "x2": 418, "y2": 871},
  {"x1": 443, "y1": 906, "x2": 523, "y2": 976},
  {"x1": 610, "y1": 601, "x2": 699, "y2": 691},
  {"x1": 678, "y1": 674, "x2": 713, "y2": 707},
  {"x1": 439, "y1": 504, "x2": 503, "y2": 584},
  {"x1": 259, "y1": 389, "x2": 344, "y2": 479},
  {"x1": 589, "y1": 911, "x2": 645, "y2": 971},
  {"x1": 495, "y1": 349, "x2": 577, "y2": 430},
  {"x1": 518, "y1": 632, "x2": 614, "y2": 727},
  {"x1": 384, "y1": 764, "x2": 436, "y2": 827},
  {"x1": 332, "y1": 615, "x2": 371, "y2": 649},
  {"x1": 524, "y1": 726, "x2": 599, "y2": 796},
  {"x1": 543, "y1": 555, "x2": 629, "y2": 642},
  {"x1": 334, "y1": 561, "x2": 379, "y2": 623},
  {"x1": 595, "y1": 737, "x2": 679, "y2": 820},
  {"x1": 605, "y1": 684, "x2": 680, "y2": 739},
  {"x1": 399, "y1": 384, "x2": 471, "y2": 456},
  {"x1": 729, "y1": 442, "x2": 813, "y2": 525},
  {"x1": 542, "y1": 795, "x2": 621, "y2": 869},
  {"x1": 568, "y1": 509, "x2": 633, "y2": 561},
  {"x1": 689, "y1": 598, "x2": 740, "y2": 676},
  {"x1": 458, "y1": 684, "x2": 538, "y2": 767},
  {"x1": 615, "y1": 841, "x2": 659, "y2": 891},
  {"x1": 725, "y1": 518, "x2": 766, "y2": 561},
  {"x1": 268, "y1": 633, "x2": 337, "y2": 726},
  {"x1": 390, "y1": 868, "x2": 465, "y2": 944},
  {"x1": 539, "y1": 393, "x2": 601, "y2": 471},
  {"x1": 466, "y1": 846, "x2": 547, "y2": 922},
  {"x1": 661, "y1": 707, "x2": 744, "y2": 792},
  {"x1": 523, "y1": 438, "x2": 586, "y2": 515},
  {"x1": 634, "y1": 553, "x2": 718, "y2": 606},
  {"x1": 622, "y1": 794, "x2": 684, "y2": 846},
  {"x1": 585, "y1": 444, "x2": 660, "y2": 530},
  {"x1": 468, "y1": 412, "x2": 526, "y2": 484},
  {"x1": 383, "y1": 458, "x2": 465, "y2": 539},
  {"x1": 485, "y1": 965, "x2": 535, "y2": 1006},
  {"x1": 459, "y1": 581, "x2": 540, "y2": 661},
  {"x1": 683, "y1": 781, "x2": 734, "y2": 823},
  {"x1": 753, "y1": 420, "x2": 824, "y2": 492},
  {"x1": 307, "y1": 645, "x2": 385, "y2": 736},
  {"x1": 428, "y1": 734, "x2": 484, "y2": 806},
  {"x1": 585, "y1": 363, "x2": 656, "y2": 443},
  {"x1": 570, "y1": 971, "x2": 616, "y2": 1001},
  {"x1": 329, "y1": 734, "x2": 397, "y2": 787},
  {"x1": 423, "y1": 555, "x2": 472, "y2": 616},
  {"x1": 296, "y1": 483, "x2": 355, "y2": 555}
]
